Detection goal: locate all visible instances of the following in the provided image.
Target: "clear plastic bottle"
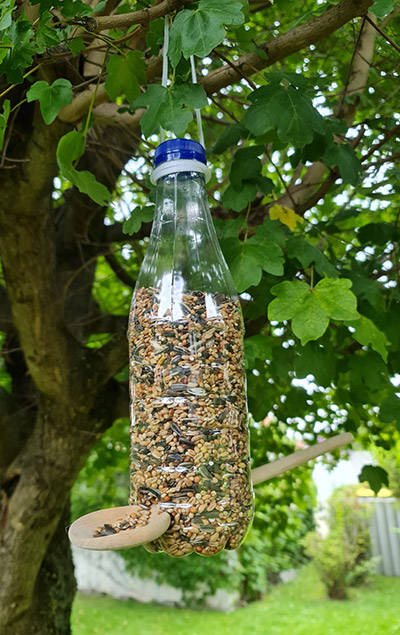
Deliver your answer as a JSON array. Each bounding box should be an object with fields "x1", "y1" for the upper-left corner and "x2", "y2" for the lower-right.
[{"x1": 127, "y1": 139, "x2": 254, "y2": 556}]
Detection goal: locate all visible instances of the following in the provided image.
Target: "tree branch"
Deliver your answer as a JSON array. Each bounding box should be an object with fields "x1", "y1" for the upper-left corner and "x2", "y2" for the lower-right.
[
  {"x1": 85, "y1": 329, "x2": 128, "y2": 390},
  {"x1": 105, "y1": 253, "x2": 137, "y2": 288},
  {"x1": 0, "y1": 112, "x2": 82, "y2": 402},
  {"x1": 92, "y1": 0, "x2": 190, "y2": 33},
  {"x1": 273, "y1": 9, "x2": 378, "y2": 212},
  {"x1": 361, "y1": 122, "x2": 400, "y2": 162},
  {"x1": 364, "y1": 13, "x2": 400, "y2": 54},
  {"x1": 101, "y1": 220, "x2": 151, "y2": 243},
  {"x1": 201, "y1": 0, "x2": 374, "y2": 95}
]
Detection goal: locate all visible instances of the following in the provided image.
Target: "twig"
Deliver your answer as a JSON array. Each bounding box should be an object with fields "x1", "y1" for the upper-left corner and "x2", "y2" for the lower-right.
[
  {"x1": 213, "y1": 50, "x2": 257, "y2": 91},
  {"x1": 264, "y1": 148, "x2": 296, "y2": 208},
  {"x1": 105, "y1": 253, "x2": 137, "y2": 288},
  {"x1": 361, "y1": 123, "x2": 400, "y2": 162},
  {"x1": 365, "y1": 13, "x2": 400, "y2": 54}
]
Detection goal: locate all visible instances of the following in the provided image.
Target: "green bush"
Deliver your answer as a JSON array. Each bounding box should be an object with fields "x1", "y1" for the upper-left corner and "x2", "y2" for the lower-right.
[
  {"x1": 304, "y1": 485, "x2": 376, "y2": 600},
  {"x1": 71, "y1": 417, "x2": 316, "y2": 604}
]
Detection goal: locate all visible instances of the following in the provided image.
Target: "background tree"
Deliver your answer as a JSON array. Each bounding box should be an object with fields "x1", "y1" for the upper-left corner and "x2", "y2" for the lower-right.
[{"x1": 0, "y1": 0, "x2": 399, "y2": 633}]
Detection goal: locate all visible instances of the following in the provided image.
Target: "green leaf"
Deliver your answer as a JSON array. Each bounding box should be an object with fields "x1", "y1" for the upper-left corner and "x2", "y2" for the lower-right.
[
  {"x1": 0, "y1": 41, "x2": 11, "y2": 66},
  {"x1": 244, "y1": 335, "x2": 271, "y2": 369},
  {"x1": 294, "y1": 342, "x2": 335, "y2": 387},
  {"x1": 254, "y1": 219, "x2": 287, "y2": 247},
  {"x1": 323, "y1": 143, "x2": 362, "y2": 185},
  {"x1": 56, "y1": 130, "x2": 111, "y2": 206},
  {"x1": 122, "y1": 206, "x2": 154, "y2": 235},
  {"x1": 347, "y1": 316, "x2": 389, "y2": 362},
  {"x1": 347, "y1": 265, "x2": 382, "y2": 311},
  {"x1": 230, "y1": 146, "x2": 263, "y2": 191},
  {"x1": 35, "y1": 10, "x2": 61, "y2": 52},
  {"x1": 243, "y1": 80, "x2": 326, "y2": 147},
  {"x1": 67, "y1": 37, "x2": 86, "y2": 55},
  {"x1": 133, "y1": 84, "x2": 166, "y2": 137},
  {"x1": 359, "y1": 465, "x2": 389, "y2": 494},
  {"x1": 315, "y1": 278, "x2": 359, "y2": 321},
  {"x1": 214, "y1": 215, "x2": 247, "y2": 239},
  {"x1": 222, "y1": 239, "x2": 263, "y2": 292},
  {"x1": 358, "y1": 222, "x2": 394, "y2": 246},
  {"x1": 105, "y1": 51, "x2": 146, "y2": 103},
  {"x1": 172, "y1": 83, "x2": 208, "y2": 109},
  {"x1": 168, "y1": 0, "x2": 244, "y2": 66},
  {"x1": 0, "y1": 0, "x2": 15, "y2": 31},
  {"x1": 27, "y1": 78, "x2": 73, "y2": 124},
  {"x1": 134, "y1": 83, "x2": 207, "y2": 137},
  {"x1": 222, "y1": 236, "x2": 283, "y2": 292},
  {"x1": 59, "y1": 0, "x2": 93, "y2": 17},
  {"x1": 0, "y1": 99, "x2": 10, "y2": 151},
  {"x1": 286, "y1": 237, "x2": 338, "y2": 278},
  {"x1": 0, "y1": 18, "x2": 36, "y2": 83},
  {"x1": 379, "y1": 394, "x2": 400, "y2": 426},
  {"x1": 246, "y1": 235, "x2": 284, "y2": 276},
  {"x1": 211, "y1": 122, "x2": 247, "y2": 154},
  {"x1": 145, "y1": 18, "x2": 164, "y2": 56},
  {"x1": 268, "y1": 278, "x2": 359, "y2": 345},
  {"x1": 222, "y1": 182, "x2": 257, "y2": 212},
  {"x1": 370, "y1": 0, "x2": 394, "y2": 17}
]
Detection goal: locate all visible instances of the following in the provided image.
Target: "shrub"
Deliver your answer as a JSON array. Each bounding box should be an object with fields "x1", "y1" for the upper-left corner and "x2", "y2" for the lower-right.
[{"x1": 304, "y1": 485, "x2": 376, "y2": 600}]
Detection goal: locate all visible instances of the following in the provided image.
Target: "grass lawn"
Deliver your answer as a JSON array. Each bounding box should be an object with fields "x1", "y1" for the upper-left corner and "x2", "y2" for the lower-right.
[{"x1": 72, "y1": 565, "x2": 400, "y2": 635}]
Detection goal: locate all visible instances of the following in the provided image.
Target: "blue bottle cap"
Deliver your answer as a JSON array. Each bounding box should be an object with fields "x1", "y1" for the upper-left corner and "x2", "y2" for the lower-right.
[{"x1": 154, "y1": 139, "x2": 206, "y2": 167}]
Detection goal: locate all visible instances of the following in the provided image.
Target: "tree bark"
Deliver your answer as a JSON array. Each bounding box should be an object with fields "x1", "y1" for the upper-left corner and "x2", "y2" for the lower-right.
[
  {"x1": 7, "y1": 505, "x2": 77, "y2": 635},
  {"x1": 0, "y1": 110, "x2": 133, "y2": 633}
]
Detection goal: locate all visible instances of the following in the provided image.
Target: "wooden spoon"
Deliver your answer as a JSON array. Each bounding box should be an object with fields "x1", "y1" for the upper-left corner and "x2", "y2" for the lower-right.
[
  {"x1": 251, "y1": 432, "x2": 354, "y2": 485},
  {"x1": 68, "y1": 504, "x2": 170, "y2": 551},
  {"x1": 68, "y1": 432, "x2": 353, "y2": 551}
]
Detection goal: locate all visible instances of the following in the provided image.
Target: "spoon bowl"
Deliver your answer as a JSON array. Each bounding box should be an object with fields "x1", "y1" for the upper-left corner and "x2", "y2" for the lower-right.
[{"x1": 68, "y1": 504, "x2": 170, "y2": 550}]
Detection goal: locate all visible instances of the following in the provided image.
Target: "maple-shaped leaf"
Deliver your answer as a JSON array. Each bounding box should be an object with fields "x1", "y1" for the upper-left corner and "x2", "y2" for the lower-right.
[
  {"x1": 105, "y1": 51, "x2": 146, "y2": 104},
  {"x1": 268, "y1": 278, "x2": 359, "y2": 344},
  {"x1": 168, "y1": 0, "x2": 244, "y2": 66}
]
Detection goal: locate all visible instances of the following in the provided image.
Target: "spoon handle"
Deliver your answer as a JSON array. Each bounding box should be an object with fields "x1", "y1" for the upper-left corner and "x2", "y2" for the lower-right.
[{"x1": 251, "y1": 432, "x2": 353, "y2": 486}]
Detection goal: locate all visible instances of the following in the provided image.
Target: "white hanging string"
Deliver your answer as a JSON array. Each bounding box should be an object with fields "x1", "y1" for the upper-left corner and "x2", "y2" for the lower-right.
[
  {"x1": 189, "y1": 55, "x2": 205, "y2": 148},
  {"x1": 159, "y1": 15, "x2": 205, "y2": 148},
  {"x1": 159, "y1": 14, "x2": 170, "y2": 143}
]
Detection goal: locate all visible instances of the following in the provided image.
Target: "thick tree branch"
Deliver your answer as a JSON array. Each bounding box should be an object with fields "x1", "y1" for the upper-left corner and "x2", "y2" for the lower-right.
[
  {"x1": 85, "y1": 329, "x2": 128, "y2": 391},
  {"x1": 201, "y1": 0, "x2": 374, "y2": 95},
  {"x1": 79, "y1": 312, "x2": 127, "y2": 336},
  {"x1": 105, "y1": 253, "x2": 137, "y2": 288},
  {"x1": 0, "y1": 113, "x2": 82, "y2": 402},
  {"x1": 92, "y1": 0, "x2": 190, "y2": 32}
]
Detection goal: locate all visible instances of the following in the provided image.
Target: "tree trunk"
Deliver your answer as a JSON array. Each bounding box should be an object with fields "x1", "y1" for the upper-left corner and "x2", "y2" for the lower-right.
[
  {"x1": 0, "y1": 387, "x2": 127, "y2": 634},
  {"x1": 5, "y1": 505, "x2": 77, "y2": 635}
]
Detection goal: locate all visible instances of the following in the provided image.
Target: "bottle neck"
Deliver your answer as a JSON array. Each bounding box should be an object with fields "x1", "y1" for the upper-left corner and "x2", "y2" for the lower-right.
[
  {"x1": 136, "y1": 169, "x2": 237, "y2": 298},
  {"x1": 153, "y1": 171, "x2": 208, "y2": 225}
]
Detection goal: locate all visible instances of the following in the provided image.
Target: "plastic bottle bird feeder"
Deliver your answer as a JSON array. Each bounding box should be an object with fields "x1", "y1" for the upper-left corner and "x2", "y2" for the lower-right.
[{"x1": 69, "y1": 140, "x2": 353, "y2": 554}]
